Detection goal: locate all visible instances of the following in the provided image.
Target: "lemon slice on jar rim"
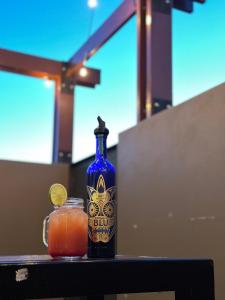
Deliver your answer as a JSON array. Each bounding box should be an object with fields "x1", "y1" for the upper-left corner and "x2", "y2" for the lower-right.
[{"x1": 49, "y1": 183, "x2": 67, "y2": 206}]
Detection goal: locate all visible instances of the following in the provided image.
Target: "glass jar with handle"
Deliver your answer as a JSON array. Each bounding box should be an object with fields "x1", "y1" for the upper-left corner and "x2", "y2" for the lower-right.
[{"x1": 43, "y1": 198, "x2": 88, "y2": 259}]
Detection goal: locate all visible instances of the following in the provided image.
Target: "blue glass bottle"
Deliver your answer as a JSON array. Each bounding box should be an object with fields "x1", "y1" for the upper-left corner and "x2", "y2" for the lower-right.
[{"x1": 87, "y1": 117, "x2": 116, "y2": 258}]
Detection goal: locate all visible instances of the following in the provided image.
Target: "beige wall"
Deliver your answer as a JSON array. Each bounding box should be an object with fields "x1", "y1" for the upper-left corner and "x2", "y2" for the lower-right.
[
  {"x1": 0, "y1": 160, "x2": 69, "y2": 255},
  {"x1": 118, "y1": 83, "x2": 225, "y2": 300}
]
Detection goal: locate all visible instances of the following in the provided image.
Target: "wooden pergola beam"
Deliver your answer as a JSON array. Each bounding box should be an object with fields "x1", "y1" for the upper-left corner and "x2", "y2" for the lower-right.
[
  {"x1": 0, "y1": 48, "x2": 62, "y2": 80},
  {"x1": 137, "y1": 0, "x2": 173, "y2": 120},
  {"x1": 0, "y1": 48, "x2": 101, "y2": 164},
  {"x1": 67, "y1": 0, "x2": 136, "y2": 76},
  {"x1": 173, "y1": 0, "x2": 193, "y2": 13},
  {"x1": 73, "y1": 67, "x2": 101, "y2": 88},
  {"x1": 0, "y1": 48, "x2": 100, "y2": 88},
  {"x1": 173, "y1": 0, "x2": 205, "y2": 13},
  {"x1": 193, "y1": 0, "x2": 205, "y2": 3}
]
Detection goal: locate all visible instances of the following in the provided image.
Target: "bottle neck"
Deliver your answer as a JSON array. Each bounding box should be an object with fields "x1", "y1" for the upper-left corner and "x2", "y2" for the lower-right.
[{"x1": 96, "y1": 134, "x2": 107, "y2": 159}]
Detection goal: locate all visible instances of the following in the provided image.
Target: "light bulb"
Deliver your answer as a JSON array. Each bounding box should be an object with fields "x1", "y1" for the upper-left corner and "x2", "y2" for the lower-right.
[
  {"x1": 88, "y1": 0, "x2": 98, "y2": 8},
  {"x1": 44, "y1": 78, "x2": 53, "y2": 88},
  {"x1": 79, "y1": 67, "x2": 88, "y2": 77},
  {"x1": 146, "y1": 15, "x2": 152, "y2": 26}
]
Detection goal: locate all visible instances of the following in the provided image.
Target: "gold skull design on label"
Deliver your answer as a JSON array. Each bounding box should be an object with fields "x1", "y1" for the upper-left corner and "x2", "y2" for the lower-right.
[{"x1": 87, "y1": 175, "x2": 116, "y2": 243}]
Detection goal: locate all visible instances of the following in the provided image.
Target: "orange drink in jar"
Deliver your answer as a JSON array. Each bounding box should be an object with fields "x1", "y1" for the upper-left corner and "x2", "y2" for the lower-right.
[{"x1": 43, "y1": 198, "x2": 88, "y2": 258}]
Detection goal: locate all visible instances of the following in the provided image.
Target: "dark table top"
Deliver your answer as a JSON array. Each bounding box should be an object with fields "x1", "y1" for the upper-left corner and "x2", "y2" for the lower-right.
[
  {"x1": 0, "y1": 255, "x2": 214, "y2": 299},
  {"x1": 0, "y1": 254, "x2": 215, "y2": 266}
]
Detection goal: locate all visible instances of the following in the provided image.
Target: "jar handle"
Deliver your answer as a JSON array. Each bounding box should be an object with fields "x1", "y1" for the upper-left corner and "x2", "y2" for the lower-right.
[{"x1": 42, "y1": 216, "x2": 49, "y2": 247}]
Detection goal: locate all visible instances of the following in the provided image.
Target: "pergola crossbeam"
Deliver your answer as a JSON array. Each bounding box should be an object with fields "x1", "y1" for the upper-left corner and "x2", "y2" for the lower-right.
[
  {"x1": 173, "y1": 0, "x2": 205, "y2": 12},
  {"x1": 67, "y1": 0, "x2": 136, "y2": 76},
  {"x1": 0, "y1": 49, "x2": 100, "y2": 88},
  {"x1": 0, "y1": 48, "x2": 62, "y2": 80},
  {"x1": 0, "y1": 48, "x2": 101, "y2": 164},
  {"x1": 173, "y1": 0, "x2": 193, "y2": 13}
]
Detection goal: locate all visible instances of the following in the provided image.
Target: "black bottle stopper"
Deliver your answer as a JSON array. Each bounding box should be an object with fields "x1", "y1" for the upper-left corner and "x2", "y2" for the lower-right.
[{"x1": 94, "y1": 116, "x2": 109, "y2": 135}]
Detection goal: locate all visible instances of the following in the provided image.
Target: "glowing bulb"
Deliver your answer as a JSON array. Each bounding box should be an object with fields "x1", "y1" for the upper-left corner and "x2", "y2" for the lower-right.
[
  {"x1": 88, "y1": 0, "x2": 98, "y2": 8},
  {"x1": 79, "y1": 67, "x2": 88, "y2": 77},
  {"x1": 146, "y1": 102, "x2": 152, "y2": 114},
  {"x1": 44, "y1": 78, "x2": 53, "y2": 88},
  {"x1": 146, "y1": 15, "x2": 152, "y2": 26}
]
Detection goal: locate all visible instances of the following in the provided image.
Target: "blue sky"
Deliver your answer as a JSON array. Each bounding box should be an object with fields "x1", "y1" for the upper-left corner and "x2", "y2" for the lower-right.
[{"x1": 0, "y1": 0, "x2": 225, "y2": 163}]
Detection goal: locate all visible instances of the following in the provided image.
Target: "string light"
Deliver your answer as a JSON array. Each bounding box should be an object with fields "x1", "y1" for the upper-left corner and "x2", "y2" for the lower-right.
[
  {"x1": 44, "y1": 78, "x2": 53, "y2": 88},
  {"x1": 88, "y1": 0, "x2": 98, "y2": 8},
  {"x1": 79, "y1": 67, "x2": 88, "y2": 77},
  {"x1": 146, "y1": 15, "x2": 152, "y2": 26}
]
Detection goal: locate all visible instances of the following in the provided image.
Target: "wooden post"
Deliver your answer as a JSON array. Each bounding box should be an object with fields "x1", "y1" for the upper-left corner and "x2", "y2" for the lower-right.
[
  {"x1": 137, "y1": 0, "x2": 173, "y2": 121},
  {"x1": 53, "y1": 78, "x2": 74, "y2": 163}
]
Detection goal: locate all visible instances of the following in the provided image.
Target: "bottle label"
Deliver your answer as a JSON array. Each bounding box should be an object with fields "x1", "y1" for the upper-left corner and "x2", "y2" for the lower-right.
[{"x1": 87, "y1": 175, "x2": 116, "y2": 243}]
